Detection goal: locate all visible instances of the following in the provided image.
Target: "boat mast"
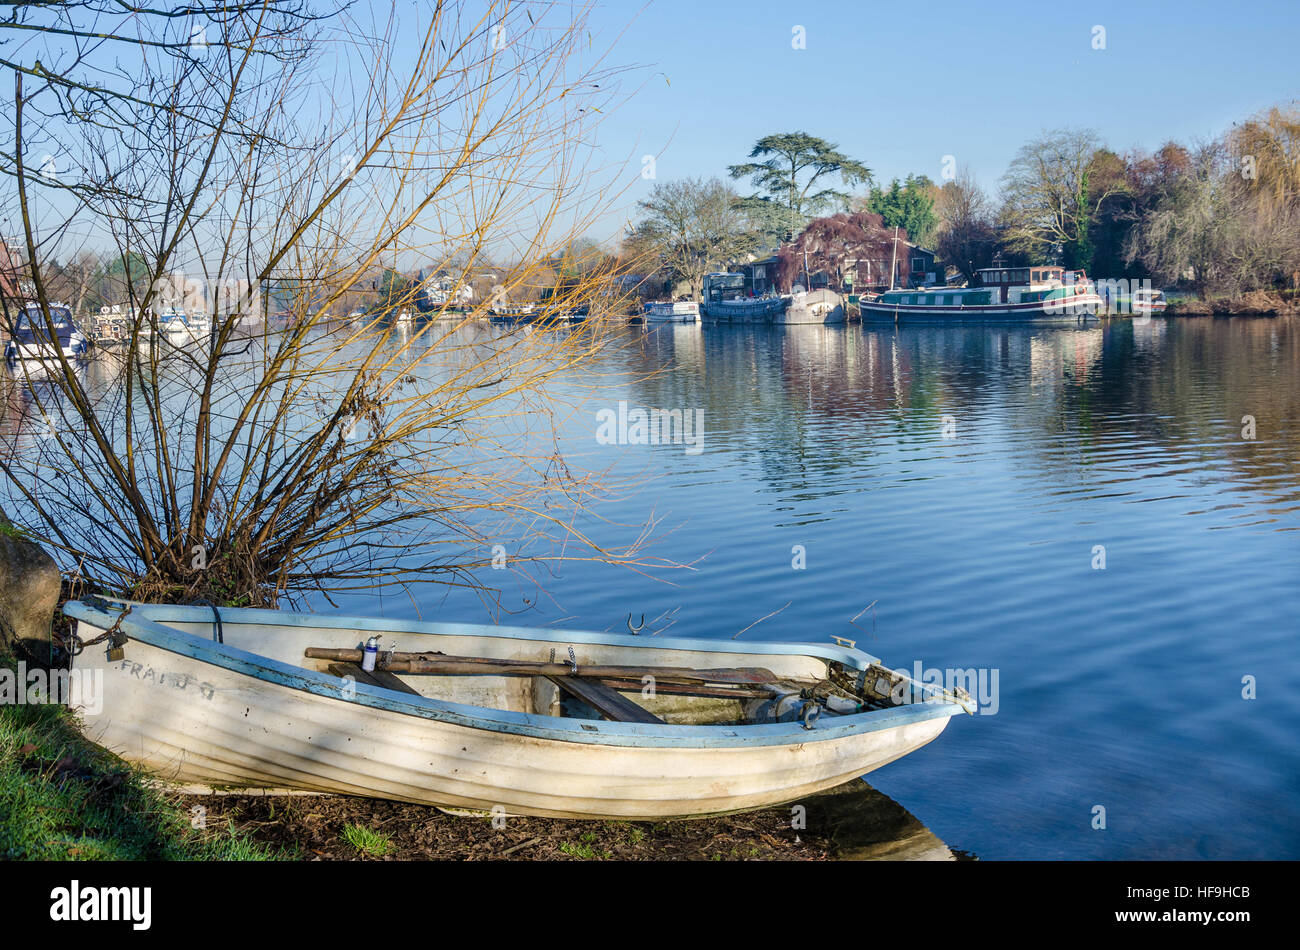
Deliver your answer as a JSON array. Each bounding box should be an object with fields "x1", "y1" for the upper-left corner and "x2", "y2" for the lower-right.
[{"x1": 888, "y1": 226, "x2": 899, "y2": 290}]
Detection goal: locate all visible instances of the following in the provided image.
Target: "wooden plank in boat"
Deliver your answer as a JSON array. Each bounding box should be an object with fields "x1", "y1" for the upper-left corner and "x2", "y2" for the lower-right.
[
  {"x1": 546, "y1": 675, "x2": 665, "y2": 725},
  {"x1": 328, "y1": 662, "x2": 421, "y2": 696},
  {"x1": 596, "y1": 677, "x2": 767, "y2": 700},
  {"x1": 304, "y1": 647, "x2": 781, "y2": 685}
]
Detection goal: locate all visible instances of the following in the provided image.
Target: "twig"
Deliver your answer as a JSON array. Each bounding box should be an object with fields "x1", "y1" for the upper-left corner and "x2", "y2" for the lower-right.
[
  {"x1": 849, "y1": 599, "x2": 878, "y2": 636},
  {"x1": 500, "y1": 836, "x2": 541, "y2": 857},
  {"x1": 733, "y1": 601, "x2": 791, "y2": 639}
]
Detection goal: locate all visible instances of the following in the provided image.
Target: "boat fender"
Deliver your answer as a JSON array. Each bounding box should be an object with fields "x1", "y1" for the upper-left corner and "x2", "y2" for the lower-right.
[
  {"x1": 744, "y1": 690, "x2": 805, "y2": 724},
  {"x1": 823, "y1": 695, "x2": 863, "y2": 715}
]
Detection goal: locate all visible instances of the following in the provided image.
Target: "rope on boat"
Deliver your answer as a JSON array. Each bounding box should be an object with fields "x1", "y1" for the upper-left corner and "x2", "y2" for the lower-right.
[{"x1": 187, "y1": 598, "x2": 224, "y2": 644}]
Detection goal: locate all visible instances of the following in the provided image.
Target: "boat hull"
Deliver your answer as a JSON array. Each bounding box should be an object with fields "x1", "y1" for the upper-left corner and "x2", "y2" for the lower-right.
[
  {"x1": 5, "y1": 342, "x2": 88, "y2": 362},
  {"x1": 65, "y1": 604, "x2": 963, "y2": 819},
  {"x1": 644, "y1": 302, "x2": 699, "y2": 323},
  {"x1": 780, "y1": 290, "x2": 846, "y2": 324},
  {"x1": 701, "y1": 297, "x2": 789, "y2": 323},
  {"x1": 860, "y1": 294, "x2": 1103, "y2": 323}
]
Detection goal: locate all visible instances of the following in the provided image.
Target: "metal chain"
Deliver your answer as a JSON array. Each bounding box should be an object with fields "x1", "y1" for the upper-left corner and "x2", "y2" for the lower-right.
[{"x1": 68, "y1": 601, "x2": 133, "y2": 656}]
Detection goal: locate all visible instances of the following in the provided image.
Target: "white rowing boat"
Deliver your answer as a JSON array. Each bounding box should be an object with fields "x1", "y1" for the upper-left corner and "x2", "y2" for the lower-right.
[
  {"x1": 64, "y1": 600, "x2": 971, "y2": 819},
  {"x1": 643, "y1": 301, "x2": 700, "y2": 323}
]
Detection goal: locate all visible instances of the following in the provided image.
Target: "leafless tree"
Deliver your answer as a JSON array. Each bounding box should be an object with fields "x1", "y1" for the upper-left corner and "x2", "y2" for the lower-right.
[
  {"x1": 1126, "y1": 106, "x2": 1300, "y2": 301},
  {"x1": 627, "y1": 177, "x2": 762, "y2": 300},
  {"x1": 0, "y1": 1, "x2": 664, "y2": 612},
  {"x1": 999, "y1": 128, "x2": 1122, "y2": 266},
  {"x1": 934, "y1": 168, "x2": 997, "y2": 283}
]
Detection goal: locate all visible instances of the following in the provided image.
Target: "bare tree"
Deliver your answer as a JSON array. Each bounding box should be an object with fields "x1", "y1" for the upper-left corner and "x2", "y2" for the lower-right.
[
  {"x1": 1126, "y1": 108, "x2": 1300, "y2": 301},
  {"x1": 628, "y1": 177, "x2": 762, "y2": 300},
  {"x1": 0, "y1": 2, "x2": 663, "y2": 612},
  {"x1": 934, "y1": 168, "x2": 997, "y2": 283},
  {"x1": 999, "y1": 128, "x2": 1122, "y2": 269}
]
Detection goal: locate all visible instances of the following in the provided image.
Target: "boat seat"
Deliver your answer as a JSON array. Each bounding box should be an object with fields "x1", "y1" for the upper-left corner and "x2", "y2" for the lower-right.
[
  {"x1": 328, "y1": 662, "x2": 422, "y2": 696},
  {"x1": 545, "y1": 675, "x2": 665, "y2": 724}
]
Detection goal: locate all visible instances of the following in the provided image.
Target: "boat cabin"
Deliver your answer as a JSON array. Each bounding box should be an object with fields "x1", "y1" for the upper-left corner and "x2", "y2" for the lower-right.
[
  {"x1": 978, "y1": 265, "x2": 1062, "y2": 286},
  {"x1": 975, "y1": 266, "x2": 1088, "y2": 303},
  {"x1": 4, "y1": 301, "x2": 88, "y2": 362},
  {"x1": 702, "y1": 272, "x2": 746, "y2": 304}
]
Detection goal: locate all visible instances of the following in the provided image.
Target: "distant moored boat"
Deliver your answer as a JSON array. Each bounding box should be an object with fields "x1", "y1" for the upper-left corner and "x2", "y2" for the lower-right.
[
  {"x1": 860, "y1": 265, "x2": 1102, "y2": 322},
  {"x1": 4, "y1": 301, "x2": 90, "y2": 363},
  {"x1": 700, "y1": 273, "x2": 789, "y2": 323},
  {"x1": 643, "y1": 300, "x2": 699, "y2": 323}
]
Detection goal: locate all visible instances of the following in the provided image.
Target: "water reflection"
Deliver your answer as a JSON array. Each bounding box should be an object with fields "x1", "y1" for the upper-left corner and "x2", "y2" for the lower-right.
[
  {"x1": 801, "y1": 779, "x2": 963, "y2": 861},
  {"x1": 2, "y1": 314, "x2": 1297, "y2": 859},
  {"x1": 613, "y1": 317, "x2": 1300, "y2": 521}
]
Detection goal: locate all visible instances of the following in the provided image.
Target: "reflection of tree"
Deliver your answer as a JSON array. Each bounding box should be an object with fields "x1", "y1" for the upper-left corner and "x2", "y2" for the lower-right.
[{"x1": 619, "y1": 318, "x2": 1300, "y2": 507}]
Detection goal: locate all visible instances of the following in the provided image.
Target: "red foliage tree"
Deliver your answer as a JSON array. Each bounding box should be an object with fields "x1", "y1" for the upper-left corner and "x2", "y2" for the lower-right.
[{"x1": 776, "y1": 211, "x2": 908, "y2": 292}]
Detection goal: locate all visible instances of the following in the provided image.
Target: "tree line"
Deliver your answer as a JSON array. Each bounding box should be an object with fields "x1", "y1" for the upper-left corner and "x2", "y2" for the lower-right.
[{"x1": 628, "y1": 102, "x2": 1300, "y2": 306}]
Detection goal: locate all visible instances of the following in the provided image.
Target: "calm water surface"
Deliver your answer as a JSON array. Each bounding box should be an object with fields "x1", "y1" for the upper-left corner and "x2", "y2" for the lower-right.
[
  {"x1": 338, "y1": 315, "x2": 1300, "y2": 860},
  {"x1": 12, "y1": 314, "x2": 1293, "y2": 859}
]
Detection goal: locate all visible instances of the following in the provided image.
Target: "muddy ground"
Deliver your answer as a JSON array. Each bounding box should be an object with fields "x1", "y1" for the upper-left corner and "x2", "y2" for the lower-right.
[{"x1": 182, "y1": 779, "x2": 963, "y2": 861}]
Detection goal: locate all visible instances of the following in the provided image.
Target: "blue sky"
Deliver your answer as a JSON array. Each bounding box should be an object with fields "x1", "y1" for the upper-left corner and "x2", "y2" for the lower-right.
[{"x1": 580, "y1": 0, "x2": 1300, "y2": 239}]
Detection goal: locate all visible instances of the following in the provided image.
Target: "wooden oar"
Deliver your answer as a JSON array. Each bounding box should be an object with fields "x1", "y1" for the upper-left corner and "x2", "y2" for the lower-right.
[
  {"x1": 595, "y1": 678, "x2": 770, "y2": 700},
  {"x1": 303, "y1": 647, "x2": 781, "y2": 686}
]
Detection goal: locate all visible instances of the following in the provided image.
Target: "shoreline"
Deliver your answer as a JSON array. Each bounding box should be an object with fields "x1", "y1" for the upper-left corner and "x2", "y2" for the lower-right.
[{"x1": 179, "y1": 778, "x2": 965, "y2": 861}]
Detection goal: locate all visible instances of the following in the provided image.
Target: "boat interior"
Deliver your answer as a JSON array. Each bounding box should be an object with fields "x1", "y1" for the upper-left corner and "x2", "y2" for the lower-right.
[{"x1": 148, "y1": 615, "x2": 918, "y2": 727}]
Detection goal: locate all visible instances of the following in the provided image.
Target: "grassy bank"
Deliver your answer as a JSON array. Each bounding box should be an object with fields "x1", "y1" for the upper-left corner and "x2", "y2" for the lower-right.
[
  {"x1": 1166, "y1": 289, "x2": 1300, "y2": 315},
  {"x1": 0, "y1": 653, "x2": 275, "y2": 860}
]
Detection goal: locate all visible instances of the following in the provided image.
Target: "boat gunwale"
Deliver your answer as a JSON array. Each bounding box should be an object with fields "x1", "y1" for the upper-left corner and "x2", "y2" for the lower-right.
[{"x1": 64, "y1": 601, "x2": 966, "y2": 749}]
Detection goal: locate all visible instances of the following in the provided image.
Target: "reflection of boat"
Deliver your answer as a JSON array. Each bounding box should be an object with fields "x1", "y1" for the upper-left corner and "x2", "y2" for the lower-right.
[
  {"x1": 644, "y1": 301, "x2": 699, "y2": 323},
  {"x1": 700, "y1": 273, "x2": 789, "y2": 323},
  {"x1": 800, "y1": 778, "x2": 963, "y2": 860},
  {"x1": 861, "y1": 265, "x2": 1102, "y2": 322},
  {"x1": 66, "y1": 599, "x2": 971, "y2": 819},
  {"x1": 4, "y1": 302, "x2": 90, "y2": 363}
]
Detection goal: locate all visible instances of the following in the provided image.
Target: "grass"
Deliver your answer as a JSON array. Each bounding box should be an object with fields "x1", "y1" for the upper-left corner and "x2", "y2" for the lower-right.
[
  {"x1": 559, "y1": 830, "x2": 611, "y2": 860},
  {"x1": 0, "y1": 652, "x2": 276, "y2": 860},
  {"x1": 341, "y1": 823, "x2": 393, "y2": 857},
  {"x1": 602, "y1": 820, "x2": 646, "y2": 848}
]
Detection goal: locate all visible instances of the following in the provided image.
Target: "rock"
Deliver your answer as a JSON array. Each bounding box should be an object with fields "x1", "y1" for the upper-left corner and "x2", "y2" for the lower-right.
[{"x1": 0, "y1": 505, "x2": 62, "y2": 650}]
